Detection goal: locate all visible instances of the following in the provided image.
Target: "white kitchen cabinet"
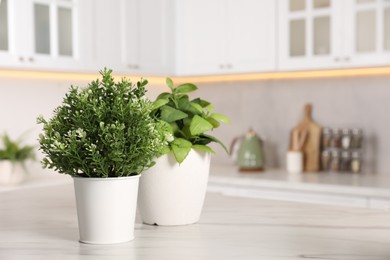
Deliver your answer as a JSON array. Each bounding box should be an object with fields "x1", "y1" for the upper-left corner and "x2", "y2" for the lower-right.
[
  {"x1": 175, "y1": 0, "x2": 276, "y2": 76},
  {"x1": 278, "y1": 0, "x2": 390, "y2": 71},
  {"x1": 343, "y1": 0, "x2": 390, "y2": 67},
  {"x1": 120, "y1": 0, "x2": 174, "y2": 75},
  {"x1": 0, "y1": 0, "x2": 85, "y2": 71}
]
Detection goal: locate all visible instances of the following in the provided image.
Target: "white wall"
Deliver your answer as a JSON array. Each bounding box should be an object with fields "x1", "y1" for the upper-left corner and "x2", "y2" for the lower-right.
[
  {"x1": 0, "y1": 74, "x2": 388, "y2": 175},
  {"x1": 194, "y1": 75, "x2": 390, "y2": 175}
]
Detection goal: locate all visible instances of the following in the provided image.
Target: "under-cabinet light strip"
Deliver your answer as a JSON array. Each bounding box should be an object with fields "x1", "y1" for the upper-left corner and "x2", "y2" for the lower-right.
[{"x1": 1, "y1": 67, "x2": 390, "y2": 84}]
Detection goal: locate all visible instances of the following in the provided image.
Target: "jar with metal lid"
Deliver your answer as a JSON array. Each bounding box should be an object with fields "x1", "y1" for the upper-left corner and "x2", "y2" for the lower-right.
[
  {"x1": 321, "y1": 150, "x2": 331, "y2": 171},
  {"x1": 351, "y1": 151, "x2": 362, "y2": 173},
  {"x1": 331, "y1": 128, "x2": 342, "y2": 148},
  {"x1": 351, "y1": 128, "x2": 363, "y2": 149},
  {"x1": 341, "y1": 128, "x2": 352, "y2": 149},
  {"x1": 330, "y1": 150, "x2": 340, "y2": 172},
  {"x1": 340, "y1": 150, "x2": 351, "y2": 172},
  {"x1": 321, "y1": 128, "x2": 332, "y2": 149}
]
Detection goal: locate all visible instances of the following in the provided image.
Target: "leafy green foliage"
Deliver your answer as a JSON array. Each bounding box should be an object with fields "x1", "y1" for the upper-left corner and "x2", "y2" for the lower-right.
[
  {"x1": 151, "y1": 78, "x2": 230, "y2": 163},
  {"x1": 37, "y1": 68, "x2": 163, "y2": 178},
  {"x1": 0, "y1": 134, "x2": 35, "y2": 163}
]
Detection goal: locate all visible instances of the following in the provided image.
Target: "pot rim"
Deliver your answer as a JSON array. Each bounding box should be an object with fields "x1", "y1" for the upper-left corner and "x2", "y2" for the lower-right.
[{"x1": 72, "y1": 175, "x2": 140, "y2": 181}]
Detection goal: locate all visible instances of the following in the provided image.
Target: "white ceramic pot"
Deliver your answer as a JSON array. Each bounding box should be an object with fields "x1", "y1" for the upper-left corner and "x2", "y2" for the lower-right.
[
  {"x1": 138, "y1": 149, "x2": 211, "y2": 226},
  {"x1": 73, "y1": 175, "x2": 140, "y2": 244},
  {"x1": 0, "y1": 161, "x2": 25, "y2": 185}
]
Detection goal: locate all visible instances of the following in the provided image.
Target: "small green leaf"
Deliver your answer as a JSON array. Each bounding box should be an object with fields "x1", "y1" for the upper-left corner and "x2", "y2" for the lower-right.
[
  {"x1": 166, "y1": 78, "x2": 174, "y2": 91},
  {"x1": 206, "y1": 117, "x2": 220, "y2": 128},
  {"x1": 205, "y1": 104, "x2": 215, "y2": 113},
  {"x1": 202, "y1": 134, "x2": 228, "y2": 153},
  {"x1": 171, "y1": 138, "x2": 192, "y2": 163},
  {"x1": 192, "y1": 144, "x2": 215, "y2": 154},
  {"x1": 152, "y1": 99, "x2": 169, "y2": 110},
  {"x1": 160, "y1": 106, "x2": 188, "y2": 123},
  {"x1": 190, "y1": 102, "x2": 204, "y2": 114},
  {"x1": 211, "y1": 113, "x2": 231, "y2": 124},
  {"x1": 191, "y1": 98, "x2": 210, "y2": 108},
  {"x1": 189, "y1": 115, "x2": 214, "y2": 136},
  {"x1": 159, "y1": 145, "x2": 171, "y2": 156},
  {"x1": 174, "y1": 83, "x2": 198, "y2": 94},
  {"x1": 156, "y1": 92, "x2": 171, "y2": 100}
]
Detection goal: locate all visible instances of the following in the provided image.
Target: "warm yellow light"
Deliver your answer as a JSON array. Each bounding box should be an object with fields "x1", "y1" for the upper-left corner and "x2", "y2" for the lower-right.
[{"x1": 1, "y1": 67, "x2": 390, "y2": 85}]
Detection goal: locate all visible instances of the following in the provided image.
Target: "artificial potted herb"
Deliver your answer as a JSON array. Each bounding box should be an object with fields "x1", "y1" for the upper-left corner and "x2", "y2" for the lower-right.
[
  {"x1": 138, "y1": 78, "x2": 229, "y2": 226},
  {"x1": 0, "y1": 134, "x2": 35, "y2": 185},
  {"x1": 37, "y1": 69, "x2": 162, "y2": 244}
]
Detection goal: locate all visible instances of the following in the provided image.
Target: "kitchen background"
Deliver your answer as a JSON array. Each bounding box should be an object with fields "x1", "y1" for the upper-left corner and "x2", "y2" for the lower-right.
[{"x1": 0, "y1": 0, "x2": 390, "y2": 175}]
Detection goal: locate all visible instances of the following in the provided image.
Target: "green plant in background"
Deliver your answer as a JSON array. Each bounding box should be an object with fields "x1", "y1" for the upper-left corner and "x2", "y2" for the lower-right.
[
  {"x1": 0, "y1": 134, "x2": 35, "y2": 164},
  {"x1": 37, "y1": 68, "x2": 163, "y2": 178},
  {"x1": 151, "y1": 78, "x2": 230, "y2": 163}
]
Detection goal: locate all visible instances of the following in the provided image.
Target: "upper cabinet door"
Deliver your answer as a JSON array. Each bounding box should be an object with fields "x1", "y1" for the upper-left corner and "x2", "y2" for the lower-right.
[
  {"x1": 0, "y1": 0, "x2": 16, "y2": 65},
  {"x1": 226, "y1": 0, "x2": 276, "y2": 73},
  {"x1": 121, "y1": 0, "x2": 174, "y2": 75},
  {"x1": 278, "y1": 0, "x2": 343, "y2": 70},
  {"x1": 176, "y1": 0, "x2": 276, "y2": 76},
  {"x1": 343, "y1": 0, "x2": 390, "y2": 67},
  {"x1": 0, "y1": 0, "x2": 81, "y2": 71},
  {"x1": 175, "y1": 0, "x2": 225, "y2": 75}
]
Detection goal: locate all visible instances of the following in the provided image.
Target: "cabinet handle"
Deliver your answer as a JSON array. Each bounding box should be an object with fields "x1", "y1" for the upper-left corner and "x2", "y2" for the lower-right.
[
  {"x1": 344, "y1": 57, "x2": 350, "y2": 62},
  {"x1": 227, "y1": 64, "x2": 232, "y2": 69},
  {"x1": 219, "y1": 64, "x2": 225, "y2": 69},
  {"x1": 29, "y1": 57, "x2": 34, "y2": 62},
  {"x1": 19, "y1": 57, "x2": 24, "y2": 62},
  {"x1": 334, "y1": 57, "x2": 340, "y2": 62}
]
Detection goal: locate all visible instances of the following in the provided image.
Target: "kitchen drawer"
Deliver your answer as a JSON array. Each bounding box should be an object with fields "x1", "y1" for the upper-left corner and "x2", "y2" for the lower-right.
[{"x1": 208, "y1": 184, "x2": 368, "y2": 208}]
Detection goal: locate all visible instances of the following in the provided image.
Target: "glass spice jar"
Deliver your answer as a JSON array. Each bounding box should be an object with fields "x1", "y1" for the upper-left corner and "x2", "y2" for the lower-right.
[
  {"x1": 351, "y1": 128, "x2": 363, "y2": 149},
  {"x1": 340, "y1": 150, "x2": 351, "y2": 172},
  {"x1": 330, "y1": 150, "x2": 340, "y2": 172},
  {"x1": 331, "y1": 128, "x2": 342, "y2": 148},
  {"x1": 341, "y1": 128, "x2": 352, "y2": 149},
  {"x1": 321, "y1": 149, "x2": 331, "y2": 171},
  {"x1": 321, "y1": 128, "x2": 332, "y2": 149},
  {"x1": 351, "y1": 151, "x2": 362, "y2": 173}
]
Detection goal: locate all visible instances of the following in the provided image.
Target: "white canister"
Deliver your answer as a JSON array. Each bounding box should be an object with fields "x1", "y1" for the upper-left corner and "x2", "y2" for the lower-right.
[{"x1": 286, "y1": 151, "x2": 303, "y2": 174}]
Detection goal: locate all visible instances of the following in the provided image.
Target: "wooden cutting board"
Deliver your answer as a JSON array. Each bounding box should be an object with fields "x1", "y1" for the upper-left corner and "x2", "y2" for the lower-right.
[{"x1": 291, "y1": 104, "x2": 322, "y2": 172}]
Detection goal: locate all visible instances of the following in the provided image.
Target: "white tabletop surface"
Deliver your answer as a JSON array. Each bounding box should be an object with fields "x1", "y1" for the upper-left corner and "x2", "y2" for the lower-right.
[{"x1": 1, "y1": 182, "x2": 390, "y2": 259}]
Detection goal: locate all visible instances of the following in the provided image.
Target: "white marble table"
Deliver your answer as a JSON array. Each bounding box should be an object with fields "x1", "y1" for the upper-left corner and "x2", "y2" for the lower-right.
[{"x1": 1, "y1": 183, "x2": 390, "y2": 259}]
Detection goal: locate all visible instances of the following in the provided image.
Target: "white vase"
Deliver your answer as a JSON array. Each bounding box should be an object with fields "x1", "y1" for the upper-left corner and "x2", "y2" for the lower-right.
[
  {"x1": 138, "y1": 149, "x2": 211, "y2": 226},
  {"x1": 0, "y1": 161, "x2": 25, "y2": 185},
  {"x1": 73, "y1": 175, "x2": 140, "y2": 244}
]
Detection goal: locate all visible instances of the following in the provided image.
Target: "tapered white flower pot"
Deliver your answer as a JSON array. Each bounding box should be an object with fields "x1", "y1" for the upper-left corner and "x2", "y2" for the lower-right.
[
  {"x1": 0, "y1": 160, "x2": 25, "y2": 185},
  {"x1": 73, "y1": 175, "x2": 140, "y2": 244},
  {"x1": 138, "y1": 149, "x2": 211, "y2": 226}
]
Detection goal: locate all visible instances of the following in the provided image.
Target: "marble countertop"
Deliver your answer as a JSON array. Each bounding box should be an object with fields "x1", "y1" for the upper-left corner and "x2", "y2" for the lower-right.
[
  {"x1": 1, "y1": 182, "x2": 390, "y2": 259},
  {"x1": 209, "y1": 163, "x2": 390, "y2": 198}
]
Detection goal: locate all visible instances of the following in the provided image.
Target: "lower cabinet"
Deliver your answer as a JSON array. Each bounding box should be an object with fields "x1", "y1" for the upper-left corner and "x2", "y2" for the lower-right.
[{"x1": 208, "y1": 181, "x2": 390, "y2": 209}]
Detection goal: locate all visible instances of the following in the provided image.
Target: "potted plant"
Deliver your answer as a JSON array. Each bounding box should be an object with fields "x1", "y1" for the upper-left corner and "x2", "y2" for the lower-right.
[
  {"x1": 138, "y1": 78, "x2": 229, "y2": 226},
  {"x1": 0, "y1": 134, "x2": 35, "y2": 185},
  {"x1": 37, "y1": 69, "x2": 162, "y2": 244}
]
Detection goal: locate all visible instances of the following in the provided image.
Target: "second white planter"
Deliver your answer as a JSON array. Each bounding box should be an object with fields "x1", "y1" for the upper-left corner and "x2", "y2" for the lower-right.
[
  {"x1": 138, "y1": 149, "x2": 211, "y2": 226},
  {"x1": 0, "y1": 161, "x2": 26, "y2": 185}
]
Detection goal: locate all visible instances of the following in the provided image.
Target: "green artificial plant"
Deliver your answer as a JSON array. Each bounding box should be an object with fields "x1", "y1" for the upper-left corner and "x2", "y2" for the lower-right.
[
  {"x1": 151, "y1": 78, "x2": 230, "y2": 163},
  {"x1": 37, "y1": 68, "x2": 162, "y2": 178},
  {"x1": 0, "y1": 134, "x2": 35, "y2": 165}
]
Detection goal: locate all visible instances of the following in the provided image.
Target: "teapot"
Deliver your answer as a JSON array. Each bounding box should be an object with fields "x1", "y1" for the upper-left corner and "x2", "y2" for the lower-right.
[{"x1": 230, "y1": 129, "x2": 265, "y2": 172}]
